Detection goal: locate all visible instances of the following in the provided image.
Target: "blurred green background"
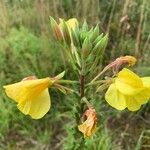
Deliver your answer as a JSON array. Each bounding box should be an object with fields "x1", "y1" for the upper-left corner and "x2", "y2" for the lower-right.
[{"x1": 0, "y1": 0, "x2": 150, "y2": 149}]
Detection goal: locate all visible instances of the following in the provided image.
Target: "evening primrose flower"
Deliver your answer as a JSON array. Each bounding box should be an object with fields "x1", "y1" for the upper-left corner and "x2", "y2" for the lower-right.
[
  {"x1": 3, "y1": 76, "x2": 54, "y2": 119},
  {"x1": 78, "y1": 107, "x2": 97, "y2": 138},
  {"x1": 105, "y1": 68, "x2": 150, "y2": 111}
]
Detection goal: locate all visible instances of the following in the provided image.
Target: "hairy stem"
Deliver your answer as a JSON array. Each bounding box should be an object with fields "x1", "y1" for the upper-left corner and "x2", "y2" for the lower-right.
[{"x1": 80, "y1": 75, "x2": 85, "y2": 98}]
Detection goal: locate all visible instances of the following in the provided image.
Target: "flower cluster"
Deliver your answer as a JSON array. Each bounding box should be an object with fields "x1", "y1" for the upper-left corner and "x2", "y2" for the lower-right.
[{"x1": 3, "y1": 18, "x2": 150, "y2": 139}]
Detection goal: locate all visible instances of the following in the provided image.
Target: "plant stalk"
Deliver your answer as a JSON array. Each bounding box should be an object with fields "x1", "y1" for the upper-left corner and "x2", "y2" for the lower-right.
[{"x1": 80, "y1": 74, "x2": 85, "y2": 98}]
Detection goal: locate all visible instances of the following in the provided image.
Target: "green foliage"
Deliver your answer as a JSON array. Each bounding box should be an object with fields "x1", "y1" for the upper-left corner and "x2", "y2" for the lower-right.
[
  {"x1": 7, "y1": 27, "x2": 41, "y2": 56},
  {"x1": 0, "y1": 0, "x2": 150, "y2": 149}
]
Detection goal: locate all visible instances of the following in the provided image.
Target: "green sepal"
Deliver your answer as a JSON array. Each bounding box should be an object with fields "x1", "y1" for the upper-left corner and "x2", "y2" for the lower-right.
[{"x1": 54, "y1": 71, "x2": 65, "y2": 80}]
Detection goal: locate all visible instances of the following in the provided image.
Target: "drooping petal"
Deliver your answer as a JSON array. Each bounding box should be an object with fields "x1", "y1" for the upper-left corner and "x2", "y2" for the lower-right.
[
  {"x1": 78, "y1": 108, "x2": 97, "y2": 138},
  {"x1": 115, "y1": 68, "x2": 143, "y2": 95},
  {"x1": 105, "y1": 83, "x2": 126, "y2": 110},
  {"x1": 17, "y1": 89, "x2": 51, "y2": 119}
]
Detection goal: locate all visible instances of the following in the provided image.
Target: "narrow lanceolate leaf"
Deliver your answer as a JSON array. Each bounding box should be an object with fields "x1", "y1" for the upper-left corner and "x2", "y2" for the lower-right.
[
  {"x1": 88, "y1": 34, "x2": 108, "y2": 72},
  {"x1": 71, "y1": 26, "x2": 80, "y2": 48},
  {"x1": 93, "y1": 33, "x2": 103, "y2": 45},
  {"x1": 89, "y1": 24, "x2": 100, "y2": 42},
  {"x1": 72, "y1": 45, "x2": 81, "y2": 67},
  {"x1": 82, "y1": 20, "x2": 89, "y2": 31},
  {"x1": 49, "y1": 17, "x2": 63, "y2": 42},
  {"x1": 93, "y1": 34, "x2": 108, "y2": 56}
]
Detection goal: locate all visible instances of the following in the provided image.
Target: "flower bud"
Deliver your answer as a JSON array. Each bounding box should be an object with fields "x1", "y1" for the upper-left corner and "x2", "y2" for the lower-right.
[
  {"x1": 66, "y1": 18, "x2": 79, "y2": 31},
  {"x1": 93, "y1": 34, "x2": 108, "y2": 56},
  {"x1": 89, "y1": 24, "x2": 99, "y2": 42},
  {"x1": 50, "y1": 17, "x2": 63, "y2": 42},
  {"x1": 60, "y1": 20, "x2": 71, "y2": 46}
]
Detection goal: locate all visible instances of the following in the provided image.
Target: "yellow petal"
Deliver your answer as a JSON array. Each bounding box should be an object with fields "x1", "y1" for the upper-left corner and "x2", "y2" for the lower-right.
[
  {"x1": 141, "y1": 77, "x2": 150, "y2": 88},
  {"x1": 78, "y1": 122, "x2": 96, "y2": 138},
  {"x1": 105, "y1": 84, "x2": 126, "y2": 110},
  {"x1": 66, "y1": 18, "x2": 78, "y2": 30},
  {"x1": 115, "y1": 68, "x2": 143, "y2": 95},
  {"x1": 131, "y1": 88, "x2": 150, "y2": 105},
  {"x1": 17, "y1": 89, "x2": 51, "y2": 119},
  {"x1": 125, "y1": 88, "x2": 150, "y2": 111},
  {"x1": 3, "y1": 81, "x2": 26, "y2": 102},
  {"x1": 125, "y1": 96, "x2": 141, "y2": 111},
  {"x1": 3, "y1": 77, "x2": 52, "y2": 102}
]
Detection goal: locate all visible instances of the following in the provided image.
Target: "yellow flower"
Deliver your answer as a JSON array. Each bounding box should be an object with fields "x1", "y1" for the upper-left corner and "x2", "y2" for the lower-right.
[
  {"x1": 105, "y1": 68, "x2": 150, "y2": 111},
  {"x1": 78, "y1": 107, "x2": 97, "y2": 138},
  {"x1": 3, "y1": 76, "x2": 54, "y2": 119}
]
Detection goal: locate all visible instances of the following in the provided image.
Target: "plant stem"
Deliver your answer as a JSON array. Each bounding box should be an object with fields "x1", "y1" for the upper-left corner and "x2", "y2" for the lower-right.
[
  {"x1": 80, "y1": 74, "x2": 85, "y2": 98},
  {"x1": 72, "y1": 74, "x2": 86, "y2": 150}
]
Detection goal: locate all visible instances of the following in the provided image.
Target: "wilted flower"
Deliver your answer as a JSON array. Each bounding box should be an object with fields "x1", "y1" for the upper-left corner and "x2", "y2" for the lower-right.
[
  {"x1": 90, "y1": 55, "x2": 136, "y2": 83},
  {"x1": 78, "y1": 107, "x2": 97, "y2": 138},
  {"x1": 105, "y1": 68, "x2": 150, "y2": 111},
  {"x1": 115, "y1": 55, "x2": 136, "y2": 67},
  {"x1": 3, "y1": 76, "x2": 54, "y2": 119},
  {"x1": 104, "y1": 56, "x2": 137, "y2": 73}
]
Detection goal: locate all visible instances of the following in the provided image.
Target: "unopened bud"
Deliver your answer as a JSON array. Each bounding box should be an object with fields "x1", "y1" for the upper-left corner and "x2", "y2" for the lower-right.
[
  {"x1": 66, "y1": 18, "x2": 79, "y2": 31},
  {"x1": 60, "y1": 20, "x2": 71, "y2": 46},
  {"x1": 50, "y1": 17, "x2": 63, "y2": 42},
  {"x1": 81, "y1": 37, "x2": 92, "y2": 59},
  {"x1": 89, "y1": 24, "x2": 99, "y2": 42},
  {"x1": 93, "y1": 34, "x2": 108, "y2": 56}
]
